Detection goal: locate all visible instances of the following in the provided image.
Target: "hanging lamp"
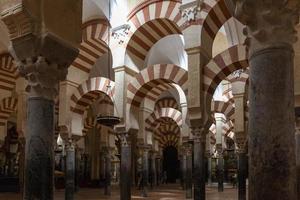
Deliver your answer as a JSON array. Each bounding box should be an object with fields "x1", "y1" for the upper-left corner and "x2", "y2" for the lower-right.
[{"x1": 97, "y1": 0, "x2": 121, "y2": 128}]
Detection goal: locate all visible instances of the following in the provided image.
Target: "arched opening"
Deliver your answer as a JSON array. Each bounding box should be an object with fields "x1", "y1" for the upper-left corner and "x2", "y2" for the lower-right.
[{"x1": 163, "y1": 145, "x2": 179, "y2": 183}]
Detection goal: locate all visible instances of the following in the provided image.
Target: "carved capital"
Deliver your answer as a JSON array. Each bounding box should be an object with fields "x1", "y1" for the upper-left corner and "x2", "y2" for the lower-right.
[
  {"x1": 191, "y1": 127, "x2": 206, "y2": 143},
  {"x1": 119, "y1": 132, "x2": 131, "y2": 147},
  {"x1": 235, "y1": 132, "x2": 247, "y2": 151},
  {"x1": 180, "y1": 0, "x2": 204, "y2": 22},
  {"x1": 112, "y1": 24, "x2": 131, "y2": 45},
  {"x1": 183, "y1": 142, "x2": 193, "y2": 156},
  {"x1": 234, "y1": 0, "x2": 300, "y2": 55},
  {"x1": 17, "y1": 56, "x2": 67, "y2": 100}
]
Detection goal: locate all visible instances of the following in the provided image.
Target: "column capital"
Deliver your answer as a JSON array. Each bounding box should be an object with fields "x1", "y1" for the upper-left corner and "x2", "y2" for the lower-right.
[
  {"x1": 191, "y1": 127, "x2": 206, "y2": 143},
  {"x1": 18, "y1": 56, "x2": 68, "y2": 100},
  {"x1": 234, "y1": 0, "x2": 300, "y2": 56},
  {"x1": 118, "y1": 132, "x2": 131, "y2": 147}
]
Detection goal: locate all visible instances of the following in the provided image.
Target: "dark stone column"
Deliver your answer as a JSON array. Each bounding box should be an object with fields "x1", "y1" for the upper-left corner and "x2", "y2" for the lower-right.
[
  {"x1": 186, "y1": 143, "x2": 193, "y2": 199},
  {"x1": 296, "y1": 131, "x2": 300, "y2": 199},
  {"x1": 141, "y1": 146, "x2": 149, "y2": 197},
  {"x1": 217, "y1": 154, "x2": 224, "y2": 192},
  {"x1": 65, "y1": 140, "x2": 75, "y2": 200},
  {"x1": 156, "y1": 157, "x2": 161, "y2": 186},
  {"x1": 24, "y1": 97, "x2": 54, "y2": 200},
  {"x1": 182, "y1": 153, "x2": 187, "y2": 190},
  {"x1": 120, "y1": 133, "x2": 132, "y2": 200},
  {"x1": 104, "y1": 147, "x2": 112, "y2": 196},
  {"x1": 207, "y1": 156, "x2": 212, "y2": 186},
  {"x1": 237, "y1": 151, "x2": 247, "y2": 200},
  {"x1": 192, "y1": 128, "x2": 206, "y2": 200},
  {"x1": 234, "y1": 2, "x2": 299, "y2": 199},
  {"x1": 151, "y1": 152, "x2": 157, "y2": 187}
]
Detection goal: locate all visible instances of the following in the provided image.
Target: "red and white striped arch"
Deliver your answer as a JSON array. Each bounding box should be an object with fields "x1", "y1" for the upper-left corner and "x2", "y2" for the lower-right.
[
  {"x1": 70, "y1": 19, "x2": 109, "y2": 74},
  {"x1": 212, "y1": 100, "x2": 234, "y2": 121},
  {"x1": 155, "y1": 97, "x2": 179, "y2": 110},
  {"x1": 201, "y1": 0, "x2": 235, "y2": 57},
  {"x1": 204, "y1": 45, "x2": 248, "y2": 116},
  {"x1": 145, "y1": 107, "x2": 182, "y2": 129},
  {"x1": 127, "y1": 64, "x2": 188, "y2": 108},
  {"x1": 209, "y1": 120, "x2": 234, "y2": 145},
  {"x1": 0, "y1": 53, "x2": 18, "y2": 92},
  {"x1": 126, "y1": 0, "x2": 186, "y2": 65},
  {"x1": 0, "y1": 97, "x2": 17, "y2": 126},
  {"x1": 153, "y1": 122, "x2": 180, "y2": 149},
  {"x1": 70, "y1": 77, "x2": 115, "y2": 115}
]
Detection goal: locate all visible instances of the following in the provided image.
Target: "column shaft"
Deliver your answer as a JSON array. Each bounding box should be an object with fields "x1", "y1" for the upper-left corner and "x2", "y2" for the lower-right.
[
  {"x1": 296, "y1": 133, "x2": 300, "y2": 199},
  {"x1": 24, "y1": 97, "x2": 54, "y2": 200},
  {"x1": 65, "y1": 143, "x2": 75, "y2": 200},
  {"x1": 217, "y1": 156, "x2": 224, "y2": 192},
  {"x1": 186, "y1": 150, "x2": 193, "y2": 199},
  {"x1": 120, "y1": 139, "x2": 131, "y2": 200},
  {"x1": 104, "y1": 150, "x2": 111, "y2": 195},
  {"x1": 237, "y1": 152, "x2": 247, "y2": 200},
  {"x1": 151, "y1": 154, "x2": 157, "y2": 187},
  {"x1": 194, "y1": 136, "x2": 206, "y2": 200},
  {"x1": 249, "y1": 47, "x2": 296, "y2": 199}
]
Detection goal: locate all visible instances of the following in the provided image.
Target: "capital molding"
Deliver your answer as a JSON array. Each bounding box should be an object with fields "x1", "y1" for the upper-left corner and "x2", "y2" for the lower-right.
[{"x1": 234, "y1": 0, "x2": 300, "y2": 56}]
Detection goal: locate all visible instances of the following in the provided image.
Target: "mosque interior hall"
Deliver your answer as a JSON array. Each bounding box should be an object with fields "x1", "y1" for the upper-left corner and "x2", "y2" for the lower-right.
[{"x1": 0, "y1": 0, "x2": 300, "y2": 200}]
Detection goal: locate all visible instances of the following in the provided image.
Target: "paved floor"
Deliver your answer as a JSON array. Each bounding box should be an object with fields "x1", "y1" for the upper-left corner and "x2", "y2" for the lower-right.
[{"x1": 0, "y1": 184, "x2": 243, "y2": 199}]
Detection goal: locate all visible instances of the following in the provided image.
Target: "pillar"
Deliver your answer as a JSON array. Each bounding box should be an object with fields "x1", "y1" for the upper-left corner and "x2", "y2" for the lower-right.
[
  {"x1": 237, "y1": 149, "x2": 247, "y2": 200},
  {"x1": 18, "y1": 55, "x2": 77, "y2": 200},
  {"x1": 217, "y1": 149, "x2": 224, "y2": 192},
  {"x1": 182, "y1": 152, "x2": 187, "y2": 190},
  {"x1": 104, "y1": 147, "x2": 112, "y2": 196},
  {"x1": 120, "y1": 133, "x2": 131, "y2": 200},
  {"x1": 141, "y1": 145, "x2": 150, "y2": 197},
  {"x1": 65, "y1": 140, "x2": 76, "y2": 200},
  {"x1": 235, "y1": 1, "x2": 299, "y2": 199},
  {"x1": 207, "y1": 156, "x2": 212, "y2": 185},
  {"x1": 185, "y1": 142, "x2": 193, "y2": 199},
  {"x1": 150, "y1": 152, "x2": 157, "y2": 188},
  {"x1": 296, "y1": 120, "x2": 300, "y2": 198},
  {"x1": 156, "y1": 157, "x2": 161, "y2": 186},
  {"x1": 192, "y1": 127, "x2": 206, "y2": 200}
]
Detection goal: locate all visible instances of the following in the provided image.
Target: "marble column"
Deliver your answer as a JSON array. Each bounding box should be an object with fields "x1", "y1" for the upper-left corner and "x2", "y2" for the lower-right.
[
  {"x1": 17, "y1": 56, "x2": 74, "y2": 200},
  {"x1": 151, "y1": 152, "x2": 157, "y2": 187},
  {"x1": 235, "y1": 1, "x2": 299, "y2": 199},
  {"x1": 216, "y1": 145, "x2": 224, "y2": 192},
  {"x1": 156, "y1": 157, "x2": 161, "y2": 186},
  {"x1": 237, "y1": 150, "x2": 247, "y2": 200},
  {"x1": 104, "y1": 147, "x2": 112, "y2": 196},
  {"x1": 185, "y1": 143, "x2": 193, "y2": 199},
  {"x1": 120, "y1": 133, "x2": 132, "y2": 200},
  {"x1": 65, "y1": 140, "x2": 75, "y2": 200},
  {"x1": 192, "y1": 127, "x2": 206, "y2": 200},
  {"x1": 296, "y1": 123, "x2": 300, "y2": 198},
  {"x1": 207, "y1": 156, "x2": 212, "y2": 185},
  {"x1": 182, "y1": 153, "x2": 187, "y2": 190},
  {"x1": 141, "y1": 146, "x2": 149, "y2": 197}
]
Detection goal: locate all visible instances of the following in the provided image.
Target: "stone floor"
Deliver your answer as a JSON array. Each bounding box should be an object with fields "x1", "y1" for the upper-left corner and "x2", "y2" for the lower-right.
[{"x1": 0, "y1": 184, "x2": 243, "y2": 200}]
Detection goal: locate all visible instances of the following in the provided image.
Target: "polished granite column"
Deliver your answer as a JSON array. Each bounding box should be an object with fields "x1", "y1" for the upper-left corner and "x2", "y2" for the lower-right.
[
  {"x1": 18, "y1": 56, "x2": 73, "y2": 200},
  {"x1": 216, "y1": 145, "x2": 224, "y2": 193},
  {"x1": 192, "y1": 127, "x2": 206, "y2": 200},
  {"x1": 65, "y1": 140, "x2": 75, "y2": 200},
  {"x1": 182, "y1": 152, "x2": 187, "y2": 190},
  {"x1": 104, "y1": 147, "x2": 112, "y2": 196},
  {"x1": 151, "y1": 152, "x2": 157, "y2": 187},
  {"x1": 296, "y1": 125, "x2": 300, "y2": 198},
  {"x1": 141, "y1": 146, "x2": 150, "y2": 197},
  {"x1": 185, "y1": 143, "x2": 193, "y2": 199},
  {"x1": 237, "y1": 150, "x2": 247, "y2": 200},
  {"x1": 120, "y1": 133, "x2": 131, "y2": 200},
  {"x1": 156, "y1": 157, "x2": 161, "y2": 186},
  {"x1": 235, "y1": 1, "x2": 299, "y2": 199}
]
